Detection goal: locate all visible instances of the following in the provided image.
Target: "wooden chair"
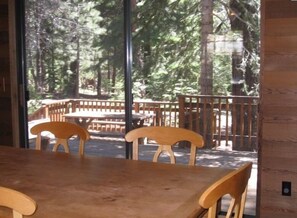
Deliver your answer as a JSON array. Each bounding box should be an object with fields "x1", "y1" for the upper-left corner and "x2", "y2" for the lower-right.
[
  {"x1": 197, "y1": 162, "x2": 253, "y2": 218},
  {"x1": 125, "y1": 126, "x2": 204, "y2": 166},
  {"x1": 30, "y1": 121, "x2": 90, "y2": 156},
  {"x1": 0, "y1": 186, "x2": 37, "y2": 218}
]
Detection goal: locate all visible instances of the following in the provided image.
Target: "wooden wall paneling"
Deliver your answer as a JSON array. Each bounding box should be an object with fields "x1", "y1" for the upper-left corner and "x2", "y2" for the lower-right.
[
  {"x1": 264, "y1": 55, "x2": 297, "y2": 71},
  {"x1": 8, "y1": 0, "x2": 20, "y2": 147},
  {"x1": 261, "y1": 71, "x2": 297, "y2": 86},
  {"x1": 0, "y1": 0, "x2": 13, "y2": 146},
  {"x1": 262, "y1": 123, "x2": 297, "y2": 140},
  {"x1": 259, "y1": 0, "x2": 297, "y2": 217},
  {"x1": 261, "y1": 92, "x2": 297, "y2": 106},
  {"x1": 265, "y1": 0, "x2": 297, "y2": 19},
  {"x1": 262, "y1": 105, "x2": 297, "y2": 126},
  {"x1": 261, "y1": 140, "x2": 297, "y2": 159}
]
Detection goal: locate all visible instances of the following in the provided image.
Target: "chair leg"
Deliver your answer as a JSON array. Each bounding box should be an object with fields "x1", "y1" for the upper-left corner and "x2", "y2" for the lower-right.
[
  {"x1": 216, "y1": 198, "x2": 222, "y2": 216},
  {"x1": 13, "y1": 211, "x2": 23, "y2": 218},
  {"x1": 239, "y1": 188, "x2": 248, "y2": 218},
  {"x1": 208, "y1": 204, "x2": 217, "y2": 218}
]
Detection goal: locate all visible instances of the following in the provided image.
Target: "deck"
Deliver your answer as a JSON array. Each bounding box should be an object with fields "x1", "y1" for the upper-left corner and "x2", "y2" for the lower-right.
[{"x1": 29, "y1": 95, "x2": 259, "y2": 151}]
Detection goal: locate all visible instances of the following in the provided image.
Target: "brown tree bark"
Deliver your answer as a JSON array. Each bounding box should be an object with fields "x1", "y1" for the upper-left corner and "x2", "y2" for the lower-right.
[
  {"x1": 199, "y1": 0, "x2": 213, "y2": 95},
  {"x1": 198, "y1": 0, "x2": 214, "y2": 148},
  {"x1": 229, "y1": 0, "x2": 258, "y2": 95}
]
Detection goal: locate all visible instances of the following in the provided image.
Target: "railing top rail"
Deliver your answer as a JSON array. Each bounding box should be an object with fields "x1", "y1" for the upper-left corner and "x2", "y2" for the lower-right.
[
  {"x1": 178, "y1": 94, "x2": 259, "y2": 99},
  {"x1": 42, "y1": 99, "x2": 72, "y2": 105},
  {"x1": 40, "y1": 96, "x2": 260, "y2": 111},
  {"x1": 43, "y1": 98, "x2": 179, "y2": 105}
]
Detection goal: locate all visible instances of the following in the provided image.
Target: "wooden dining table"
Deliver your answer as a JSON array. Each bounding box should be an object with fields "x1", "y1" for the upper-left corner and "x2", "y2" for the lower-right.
[{"x1": 0, "y1": 146, "x2": 231, "y2": 218}]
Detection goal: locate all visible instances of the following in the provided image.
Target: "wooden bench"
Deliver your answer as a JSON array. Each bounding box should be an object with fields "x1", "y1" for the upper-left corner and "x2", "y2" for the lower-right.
[{"x1": 91, "y1": 120, "x2": 151, "y2": 133}]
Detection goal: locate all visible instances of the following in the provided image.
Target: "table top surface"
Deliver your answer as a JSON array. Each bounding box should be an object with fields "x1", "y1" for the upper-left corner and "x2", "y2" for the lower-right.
[
  {"x1": 0, "y1": 146, "x2": 231, "y2": 218},
  {"x1": 63, "y1": 111, "x2": 151, "y2": 120}
]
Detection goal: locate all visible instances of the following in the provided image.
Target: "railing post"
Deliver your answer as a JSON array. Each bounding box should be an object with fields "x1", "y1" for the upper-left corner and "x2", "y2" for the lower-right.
[
  {"x1": 71, "y1": 100, "x2": 77, "y2": 112},
  {"x1": 65, "y1": 101, "x2": 70, "y2": 114},
  {"x1": 134, "y1": 101, "x2": 140, "y2": 113},
  {"x1": 44, "y1": 105, "x2": 49, "y2": 119},
  {"x1": 178, "y1": 95, "x2": 185, "y2": 128}
]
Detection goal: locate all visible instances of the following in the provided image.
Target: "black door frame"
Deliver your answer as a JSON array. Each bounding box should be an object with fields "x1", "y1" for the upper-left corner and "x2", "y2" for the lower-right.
[
  {"x1": 123, "y1": 0, "x2": 133, "y2": 159},
  {"x1": 15, "y1": 0, "x2": 29, "y2": 148}
]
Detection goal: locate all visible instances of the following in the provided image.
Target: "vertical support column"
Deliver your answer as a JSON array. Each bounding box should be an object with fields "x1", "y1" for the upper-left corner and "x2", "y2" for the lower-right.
[{"x1": 124, "y1": 0, "x2": 133, "y2": 159}]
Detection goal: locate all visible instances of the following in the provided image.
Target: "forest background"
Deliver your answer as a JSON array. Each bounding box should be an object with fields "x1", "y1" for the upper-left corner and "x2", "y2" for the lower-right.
[{"x1": 25, "y1": 0, "x2": 260, "y2": 113}]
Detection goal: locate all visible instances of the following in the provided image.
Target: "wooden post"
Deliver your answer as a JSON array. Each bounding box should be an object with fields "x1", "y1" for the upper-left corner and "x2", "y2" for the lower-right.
[
  {"x1": 134, "y1": 101, "x2": 140, "y2": 113},
  {"x1": 178, "y1": 95, "x2": 185, "y2": 128}
]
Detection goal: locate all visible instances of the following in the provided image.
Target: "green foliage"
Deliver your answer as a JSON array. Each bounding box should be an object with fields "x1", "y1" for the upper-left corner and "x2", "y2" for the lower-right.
[
  {"x1": 213, "y1": 55, "x2": 232, "y2": 95},
  {"x1": 25, "y1": 0, "x2": 260, "y2": 102},
  {"x1": 132, "y1": 0, "x2": 201, "y2": 101},
  {"x1": 27, "y1": 99, "x2": 42, "y2": 115},
  {"x1": 25, "y1": 0, "x2": 105, "y2": 98}
]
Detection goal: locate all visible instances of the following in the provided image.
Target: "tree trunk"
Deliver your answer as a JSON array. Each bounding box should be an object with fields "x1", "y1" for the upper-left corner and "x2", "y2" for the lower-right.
[
  {"x1": 34, "y1": 1, "x2": 42, "y2": 93},
  {"x1": 199, "y1": 0, "x2": 213, "y2": 95},
  {"x1": 97, "y1": 62, "x2": 102, "y2": 97},
  {"x1": 229, "y1": 0, "x2": 258, "y2": 94},
  {"x1": 75, "y1": 36, "x2": 80, "y2": 98},
  {"x1": 69, "y1": 60, "x2": 78, "y2": 98},
  {"x1": 112, "y1": 47, "x2": 117, "y2": 94},
  {"x1": 199, "y1": 0, "x2": 214, "y2": 148}
]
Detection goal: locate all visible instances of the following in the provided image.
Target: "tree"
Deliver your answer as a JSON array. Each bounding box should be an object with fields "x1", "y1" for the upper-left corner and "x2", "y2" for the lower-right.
[
  {"x1": 25, "y1": 0, "x2": 260, "y2": 102},
  {"x1": 228, "y1": 0, "x2": 260, "y2": 150},
  {"x1": 25, "y1": 0, "x2": 105, "y2": 98},
  {"x1": 92, "y1": 0, "x2": 124, "y2": 98},
  {"x1": 229, "y1": 0, "x2": 260, "y2": 96},
  {"x1": 133, "y1": 0, "x2": 201, "y2": 101},
  {"x1": 199, "y1": 0, "x2": 213, "y2": 95}
]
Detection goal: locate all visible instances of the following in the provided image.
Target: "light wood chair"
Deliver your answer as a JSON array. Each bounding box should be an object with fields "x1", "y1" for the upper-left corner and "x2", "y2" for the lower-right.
[
  {"x1": 30, "y1": 121, "x2": 90, "y2": 156},
  {"x1": 125, "y1": 126, "x2": 204, "y2": 166},
  {"x1": 197, "y1": 162, "x2": 253, "y2": 218},
  {"x1": 0, "y1": 186, "x2": 37, "y2": 218}
]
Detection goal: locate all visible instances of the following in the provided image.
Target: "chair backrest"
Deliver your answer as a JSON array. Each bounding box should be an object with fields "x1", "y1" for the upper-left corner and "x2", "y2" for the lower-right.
[
  {"x1": 30, "y1": 121, "x2": 90, "y2": 155},
  {"x1": 198, "y1": 162, "x2": 253, "y2": 218},
  {"x1": 125, "y1": 126, "x2": 204, "y2": 166},
  {"x1": 0, "y1": 186, "x2": 37, "y2": 218}
]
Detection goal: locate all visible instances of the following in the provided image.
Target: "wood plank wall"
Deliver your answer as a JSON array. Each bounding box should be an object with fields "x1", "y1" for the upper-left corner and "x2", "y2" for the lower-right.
[
  {"x1": 0, "y1": 0, "x2": 13, "y2": 145},
  {"x1": 259, "y1": 0, "x2": 297, "y2": 217}
]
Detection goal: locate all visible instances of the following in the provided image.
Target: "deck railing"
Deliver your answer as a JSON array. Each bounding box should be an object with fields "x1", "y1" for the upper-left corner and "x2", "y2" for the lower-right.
[
  {"x1": 28, "y1": 95, "x2": 259, "y2": 151},
  {"x1": 178, "y1": 95, "x2": 259, "y2": 151}
]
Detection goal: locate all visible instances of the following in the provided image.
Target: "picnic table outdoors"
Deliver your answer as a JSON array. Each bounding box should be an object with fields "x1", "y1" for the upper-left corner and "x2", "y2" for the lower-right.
[{"x1": 63, "y1": 111, "x2": 153, "y2": 129}]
